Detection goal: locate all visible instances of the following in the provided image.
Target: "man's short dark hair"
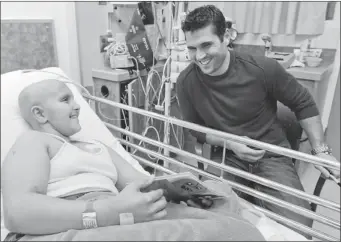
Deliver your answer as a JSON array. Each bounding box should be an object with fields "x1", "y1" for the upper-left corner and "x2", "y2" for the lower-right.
[{"x1": 181, "y1": 5, "x2": 226, "y2": 42}]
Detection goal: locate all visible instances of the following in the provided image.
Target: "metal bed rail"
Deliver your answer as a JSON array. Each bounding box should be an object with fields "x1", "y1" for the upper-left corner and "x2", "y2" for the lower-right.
[
  {"x1": 83, "y1": 93, "x2": 340, "y2": 171},
  {"x1": 130, "y1": 146, "x2": 339, "y2": 241},
  {"x1": 83, "y1": 93, "x2": 340, "y2": 241},
  {"x1": 110, "y1": 123, "x2": 339, "y2": 212},
  {"x1": 83, "y1": 94, "x2": 340, "y2": 208}
]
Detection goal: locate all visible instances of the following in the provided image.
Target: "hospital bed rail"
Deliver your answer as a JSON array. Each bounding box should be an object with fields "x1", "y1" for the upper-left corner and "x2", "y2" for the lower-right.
[
  {"x1": 125, "y1": 138, "x2": 339, "y2": 241},
  {"x1": 83, "y1": 93, "x2": 340, "y2": 241}
]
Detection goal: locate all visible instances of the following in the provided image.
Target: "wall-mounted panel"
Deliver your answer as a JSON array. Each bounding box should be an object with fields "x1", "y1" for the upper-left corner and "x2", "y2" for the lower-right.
[{"x1": 1, "y1": 19, "x2": 58, "y2": 74}]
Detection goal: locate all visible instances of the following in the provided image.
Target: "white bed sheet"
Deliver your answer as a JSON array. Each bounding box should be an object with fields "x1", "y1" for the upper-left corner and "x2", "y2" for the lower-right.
[{"x1": 241, "y1": 201, "x2": 310, "y2": 241}]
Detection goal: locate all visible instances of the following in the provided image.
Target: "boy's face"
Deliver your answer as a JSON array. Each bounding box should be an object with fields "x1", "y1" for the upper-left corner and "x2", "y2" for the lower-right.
[
  {"x1": 185, "y1": 24, "x2": 228, "y2": 76},
  {"x1": 42, "y1": 82, "x2": 81, "y2": 136}
]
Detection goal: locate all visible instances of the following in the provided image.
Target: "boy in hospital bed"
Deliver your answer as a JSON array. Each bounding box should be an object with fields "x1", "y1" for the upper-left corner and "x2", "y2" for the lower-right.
[{"x1": 1, "y1": 79, "x2": 265, "y2": 241}]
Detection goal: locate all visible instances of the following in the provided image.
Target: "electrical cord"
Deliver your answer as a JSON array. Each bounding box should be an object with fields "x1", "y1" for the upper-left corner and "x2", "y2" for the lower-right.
[
  {"x1": 120, "y1": 95, "x2": 131, "y2": 151},
  {"x1": 144, "y1": 71, "x2": 160, "y2": 127},
  {"x1": 142, "y1": 5, "x2": 181, "y2": 150},
  {"x1": 131, "y1": 125, "x2": 162, "y2": 160},
  {"x1": 128, "y1": 51, "x2": 164, "y2": 159},
  {"x1": 170, "y1": 121, "x2": 183, "y2": 149},
  {"x1": 129, "y1": 56, "x2": 148, "y2": 98},
  {"x1": 131, "y1": 93, "x2": 138, "y2": 107},
  {"x1": 120, "y1": 96, "x2": 129, "y2": 128},
  {"x1": 128, "y1": 19, "x2": 165, "y2": 150},
  {"x1": 105, "y1": 39, "x2": 128, "y2": 56},
  {"x1": 136, "y1": 73, "x2": 147, "y2": 96},
  {"x1": 145, "y1": 71, "x2": 158, "y2": 100},
  {"x1": 157, "y1": 77, "x2": 170, "y2": 107},
  {"x1": 156, "y1": 56, "x2": 172, "y2": 107}
]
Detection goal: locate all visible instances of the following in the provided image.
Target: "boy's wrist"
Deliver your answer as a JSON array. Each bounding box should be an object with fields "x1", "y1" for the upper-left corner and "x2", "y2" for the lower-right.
[
  {"x1": 93, "y1": 198, "x2": 120, "y2": 227},
  {"x1": 82, "y1": 201, "x2": 98, "y2": 229}
]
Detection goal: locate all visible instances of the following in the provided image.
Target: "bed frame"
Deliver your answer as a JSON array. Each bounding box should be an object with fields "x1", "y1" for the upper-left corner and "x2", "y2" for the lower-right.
[{"x1": 82, "y1": 92, "x2": 340, "y2": 241}]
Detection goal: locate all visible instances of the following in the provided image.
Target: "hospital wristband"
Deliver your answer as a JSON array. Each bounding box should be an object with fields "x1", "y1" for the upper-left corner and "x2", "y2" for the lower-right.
[{"x1": 82, "y1": 201, "x2": 98, "y2": 229}]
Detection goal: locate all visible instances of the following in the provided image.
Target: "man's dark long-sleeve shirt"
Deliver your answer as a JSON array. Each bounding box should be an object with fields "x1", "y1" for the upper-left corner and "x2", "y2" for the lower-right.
[{"x1": 176, "y1": 50, "x2": 319, "y2": 148}]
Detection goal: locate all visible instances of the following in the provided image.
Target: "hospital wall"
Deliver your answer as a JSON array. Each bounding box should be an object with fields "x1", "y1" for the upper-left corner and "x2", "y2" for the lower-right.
[
  {"x1": 1, "y1": 1, "x2": 81, "y2": 83},
  {"x1": 188, "y1": 1, "x2": 340, "y2": 49},
  {"x1": 74, "y1": 2, "x2": 113, "y2": 87},
  {"x1": 234, "y1": 5, "x2": 340, "y2": 49},
  {"x1": 2, "y1": 2, "x2": 338, "y2": 83}
]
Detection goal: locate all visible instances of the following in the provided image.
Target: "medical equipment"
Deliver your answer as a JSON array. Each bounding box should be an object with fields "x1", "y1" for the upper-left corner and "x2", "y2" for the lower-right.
[{"x1": 1, "y1": 67, "x2": 340, "y2": 241}]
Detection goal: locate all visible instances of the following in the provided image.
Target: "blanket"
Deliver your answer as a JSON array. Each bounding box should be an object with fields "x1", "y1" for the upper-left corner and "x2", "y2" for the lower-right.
[{"x1": 15, "y1": 181, "x2": 265, "y2": 241}]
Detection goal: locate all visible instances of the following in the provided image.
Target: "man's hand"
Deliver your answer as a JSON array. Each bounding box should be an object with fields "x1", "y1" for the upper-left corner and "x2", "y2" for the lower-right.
[
  {"x1": 314, "y1": 153, "x2": 340, "y2": 180},
  {"x1": 228, "y1": 137, "x2": 266, "y2": 162}
]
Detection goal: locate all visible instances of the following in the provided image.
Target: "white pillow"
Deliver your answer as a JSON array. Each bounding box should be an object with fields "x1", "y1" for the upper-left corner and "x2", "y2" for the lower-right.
[{"x1": 0, "y1": 67, "x2": 149, "y2": 171}]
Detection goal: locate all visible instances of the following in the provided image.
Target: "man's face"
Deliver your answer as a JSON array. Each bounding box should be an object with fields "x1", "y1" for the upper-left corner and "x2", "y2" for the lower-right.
[{"x1": 185, "y1": 24, "x2": 228, "y2": 76}]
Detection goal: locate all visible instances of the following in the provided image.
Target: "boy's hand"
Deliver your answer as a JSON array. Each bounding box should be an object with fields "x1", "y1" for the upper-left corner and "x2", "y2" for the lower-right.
[{"x1": 116, "y1": 176, "x2": 168, "y2": 223}]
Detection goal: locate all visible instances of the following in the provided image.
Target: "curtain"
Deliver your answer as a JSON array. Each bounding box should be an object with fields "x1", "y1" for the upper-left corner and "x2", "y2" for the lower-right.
[{"x1": 188, "y1": 2, "x2": 328, "y2": 35}]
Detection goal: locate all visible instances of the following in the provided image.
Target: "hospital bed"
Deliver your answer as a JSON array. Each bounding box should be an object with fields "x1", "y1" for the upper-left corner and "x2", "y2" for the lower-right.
[{"x1": 1, "y1": 67, "x2": 340, "y2": 241}]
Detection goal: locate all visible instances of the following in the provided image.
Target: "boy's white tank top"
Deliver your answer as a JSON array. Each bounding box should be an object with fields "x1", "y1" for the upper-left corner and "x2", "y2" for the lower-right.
[
  {"x1": 45, "y1": 133, "x2": 119, "y2": 198},
  {"x1": 0, "y1": 133, "x2": 119, "y2": 239}
]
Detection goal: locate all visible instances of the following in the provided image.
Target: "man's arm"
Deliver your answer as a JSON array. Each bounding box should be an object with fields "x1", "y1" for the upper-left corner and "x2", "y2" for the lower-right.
[
  {"x1": 265, "y1": 59, "x2": 320, "y2": 122},
  {"x1": 265, "y1": 59, "x2": 339, "y2": 176},
  {"x1": 176, "y1": 75, "x2": 207, "y2": 143},
  {"x1": 264, "y1": 58, "x2": 321, "y2": 140},
  {"x1": 299, "y1": 115, "x2": 325, "y2": 150},
  {"x1": 299, "y1": 116, "x2": 340, "y2": 178}
]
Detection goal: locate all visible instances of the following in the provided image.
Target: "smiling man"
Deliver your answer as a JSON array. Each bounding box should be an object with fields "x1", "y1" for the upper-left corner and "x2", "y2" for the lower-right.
[{"x1": 176, "y1": 4, "x2": 339, "y2": 231}]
